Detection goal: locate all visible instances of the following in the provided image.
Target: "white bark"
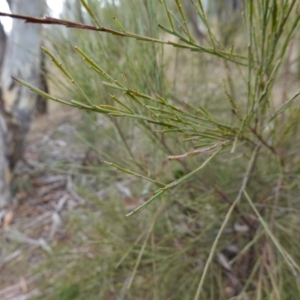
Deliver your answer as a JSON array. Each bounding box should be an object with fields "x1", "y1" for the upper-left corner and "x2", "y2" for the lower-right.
[{"x1": 0, "y1": 0, "x2": 46, "y2": 207}]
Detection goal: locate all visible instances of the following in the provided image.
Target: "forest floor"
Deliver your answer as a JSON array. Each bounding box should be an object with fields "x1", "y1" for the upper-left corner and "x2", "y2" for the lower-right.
[{"x1": 0, "y1": 101, "x2": 82, "y2": 299}]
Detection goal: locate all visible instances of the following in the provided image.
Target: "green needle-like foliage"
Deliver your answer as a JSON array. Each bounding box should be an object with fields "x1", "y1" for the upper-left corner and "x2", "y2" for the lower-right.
[{"x1": 8, "y1": 0, "x2": 300, "y2": 299}]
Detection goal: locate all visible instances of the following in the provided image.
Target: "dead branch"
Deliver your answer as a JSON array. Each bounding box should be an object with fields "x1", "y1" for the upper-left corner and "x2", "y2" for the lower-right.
[{"x1": 0, "y1": 12, "x2": 125, "y2": 36}]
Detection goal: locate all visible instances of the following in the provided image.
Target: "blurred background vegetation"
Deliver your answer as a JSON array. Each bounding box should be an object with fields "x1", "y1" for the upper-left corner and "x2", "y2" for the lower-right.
[{"x1": 2, "y1": 0, "x2": 300, "y2": 299}]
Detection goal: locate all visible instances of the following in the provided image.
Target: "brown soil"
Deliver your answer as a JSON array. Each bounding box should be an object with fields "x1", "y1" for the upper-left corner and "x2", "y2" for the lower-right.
[{"x1": 0, "y1": 99, "x2": 82, "y2": 299}]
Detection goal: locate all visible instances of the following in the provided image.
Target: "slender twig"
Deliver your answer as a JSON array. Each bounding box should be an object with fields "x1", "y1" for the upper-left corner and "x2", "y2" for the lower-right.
[
  {"x1": 194, "y1": 143, "x2": 261, "y2": 300},
  {"x1": 0, "y1": 11, "x2": 247, "y2": 65},
  {"x1": 248, "y1": 125, "x2": 278, "y2": 156},
  {"x1": 168, "y1": 141, "x2": 228, "y2": 160},
  {"x1": 280, "y1": 39, "x2": 294, "y2": 128}
]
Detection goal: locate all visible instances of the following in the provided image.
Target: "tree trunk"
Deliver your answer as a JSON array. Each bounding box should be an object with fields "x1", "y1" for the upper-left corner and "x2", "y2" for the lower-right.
[
  {"x1": 216, "y1": 0, "x2": 243, "y2": 19},
  {"x1": 63, "y1": 0, "x2": 85, "y2": 23},
  {"x1": 0, "y1": 0, "x2": 46, "y2": 207},
  {"x1": 183, "y1": 1, "x2": 207, "y2": 43}
]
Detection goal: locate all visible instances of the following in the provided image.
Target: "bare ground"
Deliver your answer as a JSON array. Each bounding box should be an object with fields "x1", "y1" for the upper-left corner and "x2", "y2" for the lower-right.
[{"x1": 0, "y1": 101, "x2": 82, "y2": 299}]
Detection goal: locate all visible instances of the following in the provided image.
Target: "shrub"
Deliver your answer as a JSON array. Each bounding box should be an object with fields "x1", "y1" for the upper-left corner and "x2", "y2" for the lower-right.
[{"x1": 12, "y1": 0, "x2": 300, "y2": 299}]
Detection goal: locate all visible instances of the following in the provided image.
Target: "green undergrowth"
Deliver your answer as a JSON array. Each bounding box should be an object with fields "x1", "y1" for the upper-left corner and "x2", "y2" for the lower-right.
[{"x1": 19, "y1": 0, "x2": 300, "y2": 299}]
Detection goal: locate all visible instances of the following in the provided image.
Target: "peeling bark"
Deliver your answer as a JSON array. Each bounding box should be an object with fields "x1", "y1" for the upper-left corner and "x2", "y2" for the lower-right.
[
  {"x1": 35, "y1": 47, "x2": 48, "y2": 115},
  {"x1": 0, "y1": 0, "x2": 46, "y2": 207},
  {"x1": 63, "y1": 0, "x2": 85, "y2": 23},
  {"x1": 0, "y1": 22, "x2": 6, "y2": 71},
  {"x1": 183, "y1": 1, "x2": 206, "y2": 43}
]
